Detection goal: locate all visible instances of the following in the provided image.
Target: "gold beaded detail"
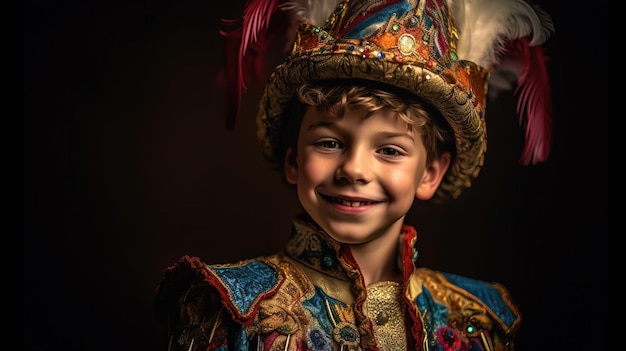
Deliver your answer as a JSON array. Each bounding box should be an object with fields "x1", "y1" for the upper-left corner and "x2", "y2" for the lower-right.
[{"x1": 363, "y1": 281, "x2": 407, "y2": 351}]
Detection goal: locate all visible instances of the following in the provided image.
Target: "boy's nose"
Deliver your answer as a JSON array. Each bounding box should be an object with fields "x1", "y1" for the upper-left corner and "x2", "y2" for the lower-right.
[{"x1": 335, "y1": 148, "x2": 372, "y2": 184}]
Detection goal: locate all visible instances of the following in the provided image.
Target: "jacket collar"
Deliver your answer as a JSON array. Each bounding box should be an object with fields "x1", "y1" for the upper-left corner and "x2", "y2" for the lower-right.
[{"x1": 285, "y1": 213, "x2": 420, "y2": 285}]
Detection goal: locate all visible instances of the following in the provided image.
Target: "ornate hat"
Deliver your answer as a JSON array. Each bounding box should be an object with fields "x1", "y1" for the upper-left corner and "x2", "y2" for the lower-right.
[{"x1": 219, "y1": 0, "x2": 554, "y2": 200}]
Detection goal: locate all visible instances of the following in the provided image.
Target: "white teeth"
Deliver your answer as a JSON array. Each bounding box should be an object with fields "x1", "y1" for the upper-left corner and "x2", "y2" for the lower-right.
[
  {"x1": 341, "y1": 199, "x2": 359, "y2": 207},
  {"x1": 334, "y1": 197, "x2": 371, "y2": 207}
]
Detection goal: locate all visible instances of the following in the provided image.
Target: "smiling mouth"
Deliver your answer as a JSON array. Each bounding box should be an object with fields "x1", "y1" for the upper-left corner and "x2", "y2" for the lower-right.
[{"x1": 325, "y1": 195, "x2": 375, "y2": 207}]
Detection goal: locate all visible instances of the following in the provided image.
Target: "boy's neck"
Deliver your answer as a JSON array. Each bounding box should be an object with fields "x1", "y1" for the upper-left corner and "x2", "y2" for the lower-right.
[{"x1": 349, "y1": 224, "x2": 404, "y2": 286}]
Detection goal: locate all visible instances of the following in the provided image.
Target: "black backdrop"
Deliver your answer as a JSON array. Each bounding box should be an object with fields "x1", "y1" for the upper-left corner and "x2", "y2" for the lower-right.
[{"x1": 25, "y1": 1, "x2": 607, "y2": 350}]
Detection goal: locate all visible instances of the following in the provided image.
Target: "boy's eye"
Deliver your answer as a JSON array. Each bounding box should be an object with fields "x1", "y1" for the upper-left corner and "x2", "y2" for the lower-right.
[
  {"x1": 378, "y1": 147, "x2": 401, "y2": 156},
  {"x1": 317, "y1": 140, "x2": 341, "y2": 149}
]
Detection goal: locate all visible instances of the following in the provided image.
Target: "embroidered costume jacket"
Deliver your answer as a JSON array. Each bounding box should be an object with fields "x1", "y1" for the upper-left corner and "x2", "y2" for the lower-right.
[{"x1": 155, "y1": 215, "x2": 521, "y2": 351}]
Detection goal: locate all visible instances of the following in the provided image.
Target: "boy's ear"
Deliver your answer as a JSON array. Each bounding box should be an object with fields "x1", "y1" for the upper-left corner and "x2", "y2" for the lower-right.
[
  {"x1": 416, "y1": 152, "x2": 451, "y2": 200},
  {"x1": 284, "y1": 147, "x2": 298, "y2": 185}
]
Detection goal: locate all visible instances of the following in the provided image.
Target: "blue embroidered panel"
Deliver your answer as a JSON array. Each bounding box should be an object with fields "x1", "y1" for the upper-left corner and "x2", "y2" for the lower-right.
[
  {"x1": 209, "y1": 260, "x2": 278, "y2": 315},
  {"x1": 441, "y1": 272, "x2": 517, "y2": 327},
  {"x1": 415, "y1": 286, "x2": 450, "y2": 331},
  {"x1": 302, "y1": 287, "x2": 345, "y2": 351},
  {"x1": 302, "y1": 287, "x2": 337, "y2": 333}
]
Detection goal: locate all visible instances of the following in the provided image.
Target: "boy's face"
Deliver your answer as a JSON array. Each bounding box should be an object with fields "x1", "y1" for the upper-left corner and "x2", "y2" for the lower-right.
[{"x1": 284, "y1": 105, "x2": 448, "y2": 245}]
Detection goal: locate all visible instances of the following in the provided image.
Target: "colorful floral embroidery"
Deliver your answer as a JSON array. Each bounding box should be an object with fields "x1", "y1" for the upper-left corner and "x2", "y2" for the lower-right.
[{"x1": 435, "y1": 326, "x2": 469, "y2": 351}]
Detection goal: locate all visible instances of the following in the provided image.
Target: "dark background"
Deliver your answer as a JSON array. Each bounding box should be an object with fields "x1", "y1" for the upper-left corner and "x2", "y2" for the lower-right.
[{"x1": 25, "y1": 1, "x2": 607, "y2": 350}]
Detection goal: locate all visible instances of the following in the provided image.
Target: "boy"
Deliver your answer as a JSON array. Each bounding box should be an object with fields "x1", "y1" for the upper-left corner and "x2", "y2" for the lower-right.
[{"x1": 155, "y1": 1, "x2": 553, "y2": 350}]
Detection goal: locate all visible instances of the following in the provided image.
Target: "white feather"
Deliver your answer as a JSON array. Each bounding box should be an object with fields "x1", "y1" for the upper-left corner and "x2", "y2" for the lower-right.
[
  {"x1": 279, "y1": 0, "x2": 343, "y2": 27},
  {"x1": 307, "y1": 0, "x2": 343, "y2": 26},
  {"x1": 447, "y1": 0, "x2": 554, "y2": 69}
]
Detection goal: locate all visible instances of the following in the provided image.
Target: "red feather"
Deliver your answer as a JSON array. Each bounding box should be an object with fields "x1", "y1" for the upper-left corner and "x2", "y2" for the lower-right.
[
  {"x1": 217, "y1": 0, "x2": 287, "y2": 129},
  {"x1": 503, "y1": 37, "x2": 553, "y2": 165}
]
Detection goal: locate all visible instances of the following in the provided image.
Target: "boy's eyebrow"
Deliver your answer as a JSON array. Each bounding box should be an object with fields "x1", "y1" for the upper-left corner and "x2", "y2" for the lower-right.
[
  {"x1": 306, "y1": 121, "x2": 334, "y2": 131},
  {"x1": 375, "y1": 131, "x2": 416, "y2": 143},
  {"x1": 307, "y1": 122, "x2": 416, "y2": 142}
]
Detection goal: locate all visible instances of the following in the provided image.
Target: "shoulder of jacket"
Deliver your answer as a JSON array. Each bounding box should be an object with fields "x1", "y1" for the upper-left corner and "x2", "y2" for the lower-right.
[
  {"x1": 206, "y1": 255, "x2": 290, "y2": 320},
  {"x1": 156, "y1": 254, "x2": 294, "y2": 325},
  {"x1": 412, "y1": 267, "x2": 521, "y2": 334}
]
